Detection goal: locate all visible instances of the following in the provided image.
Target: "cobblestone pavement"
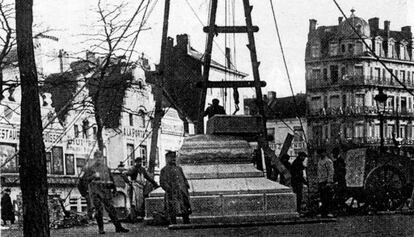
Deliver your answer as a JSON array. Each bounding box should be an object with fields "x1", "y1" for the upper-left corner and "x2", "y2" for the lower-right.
[{"x1": 2, "y1": 214, "x2": 413, "y2": 237}]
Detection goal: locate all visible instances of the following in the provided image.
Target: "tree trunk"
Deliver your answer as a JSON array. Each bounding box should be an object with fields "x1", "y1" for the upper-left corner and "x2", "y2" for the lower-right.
[
  {"x1": 15, "y1": 0, "x2": 50, "y2": 236},
  {"x1": 95, "y1": 109, "x2": 104, "y2": 152}
]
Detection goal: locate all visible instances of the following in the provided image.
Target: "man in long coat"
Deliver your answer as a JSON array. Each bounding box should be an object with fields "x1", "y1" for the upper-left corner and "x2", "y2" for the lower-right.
[
  {"x1": 290, "y1": 152, "x2": 308, "y2": 213},
  {"x1": 79, "y1": 151, "x2": 129, "y2": 234},
  {"x1": 160, "y1": 151, "x2": 191, "y2": 224},
  {"x1": 1, "y1": 188, "x2": 14, "y2": 225},
  {"x1": 122, "y1": 157, "x2": 159, "y2": 217}
]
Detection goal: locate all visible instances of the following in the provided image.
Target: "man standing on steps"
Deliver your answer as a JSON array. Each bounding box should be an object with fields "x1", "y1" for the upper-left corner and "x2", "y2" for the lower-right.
[
  {"x1": 203, "y1": 98, "x2": 226, "y2": 119},
  {"x1": 160, "y1": 151, "x2": 191, "y2": 224},
  {"x1": 80, "y1": 151, "x2": 129, "y2": 234}
]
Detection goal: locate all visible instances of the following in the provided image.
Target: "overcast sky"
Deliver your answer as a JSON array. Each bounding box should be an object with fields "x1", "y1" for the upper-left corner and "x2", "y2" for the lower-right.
[{"x1": 33, "y1": 0, "x2": 412, "y2": 98}]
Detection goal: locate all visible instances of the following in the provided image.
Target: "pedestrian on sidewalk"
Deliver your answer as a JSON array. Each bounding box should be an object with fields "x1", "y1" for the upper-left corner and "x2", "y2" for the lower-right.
[
  {"x1": 80, "y1": 151, "x2": 129, "y2": 234},
  {"x1": 1, "y1": 188, "x2": 15, "y2": 226},
  {"x1": 160, "y1": 151, "x2": 191, "y2": 224},
  {"x1": 317, "y1": 148, "x2": 334, "y2": 218},
  {"x1": 291, "y1": 152, "x2": 308, "y2": 214}
]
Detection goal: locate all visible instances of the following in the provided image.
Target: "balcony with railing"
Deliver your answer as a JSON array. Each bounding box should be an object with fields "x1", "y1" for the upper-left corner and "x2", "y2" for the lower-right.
[
  {"x1": 307, "y1": 75, "x2": 414, "y2": 90},
  {"x1": 308, "y1": 136, "x2": 414, "y2": 148},
  {"x1": 308, "y1": 105, "x2": 414, "y2": 118}
]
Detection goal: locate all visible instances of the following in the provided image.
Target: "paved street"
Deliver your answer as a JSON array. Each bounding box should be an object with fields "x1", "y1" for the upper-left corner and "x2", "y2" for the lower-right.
[{"x1": 2, "y1": 214, "x2": 413, "y2": 237}]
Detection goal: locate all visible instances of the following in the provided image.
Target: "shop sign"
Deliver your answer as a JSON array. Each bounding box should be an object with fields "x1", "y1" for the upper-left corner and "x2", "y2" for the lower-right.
[
  {"x1": 123, "y1": 127, "x2": 145, "y2": 139},
  {"x1": 66, "y1": 138, "x2": 96, "y2": 153},
  {"x1": 0, "y1": 127, "x2": 19, "y2": 142}
]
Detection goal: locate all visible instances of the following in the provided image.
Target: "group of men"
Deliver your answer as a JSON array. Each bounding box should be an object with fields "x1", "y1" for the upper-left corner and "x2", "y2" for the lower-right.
[
  {"x1": 78, "y1": 150, "x2": 191, "y2": 234},
  {"x1": 316, "y1": 147, "x2": 346, "y2": 218},
  {"x1": 278, "y1": 147, "x2": 346, "y2": 217}
]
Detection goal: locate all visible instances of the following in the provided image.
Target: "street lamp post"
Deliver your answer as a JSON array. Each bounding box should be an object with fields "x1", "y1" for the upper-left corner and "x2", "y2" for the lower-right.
[{"x1": 374, "y1": 88, "x2": 388, "y2": 151}]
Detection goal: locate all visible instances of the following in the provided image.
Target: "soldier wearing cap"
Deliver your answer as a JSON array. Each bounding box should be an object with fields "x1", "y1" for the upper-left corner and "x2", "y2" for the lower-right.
[
  {"x1": 79, "y1": 151, "x2": 129, "y2": 234},
  {"x1": 160, "y1": 151, "x2": 191, "y2": 224},
  {"x1": 122, "y1": 157, "x2": 159, "y2": 217}
]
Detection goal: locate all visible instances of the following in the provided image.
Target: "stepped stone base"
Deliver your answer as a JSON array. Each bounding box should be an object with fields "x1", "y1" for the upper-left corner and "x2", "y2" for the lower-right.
[{"x1": 145, "y1": 116, "x2": 298, "y2": 224}]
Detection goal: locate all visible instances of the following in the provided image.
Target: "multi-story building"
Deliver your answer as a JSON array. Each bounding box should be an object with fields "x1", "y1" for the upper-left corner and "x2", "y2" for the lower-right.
[
  {"x1": 244, "y1": 92, "x2": 307, "y2": 159},
  {"x1": 306, "y1": 10, "x2": 414, "y2": 154},
  {"x1": 163, "y1": 34, "x2": 248, "y2": 133},
  {"x1": 0, "y1": 47, "x2": 187, "y2": 214}
]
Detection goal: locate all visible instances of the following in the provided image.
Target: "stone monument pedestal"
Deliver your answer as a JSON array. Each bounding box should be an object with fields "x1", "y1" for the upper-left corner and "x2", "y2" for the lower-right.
[{"x1": 145, "y1": 116, "x2": 298, "y2": 224}]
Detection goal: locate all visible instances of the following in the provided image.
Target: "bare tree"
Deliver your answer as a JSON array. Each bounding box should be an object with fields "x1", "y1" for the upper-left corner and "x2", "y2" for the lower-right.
[
  {"x1": 15, "y1": 0, "x2": 49, "y2": 236},
  {"x1": 43, "y1": 0, "x2": 152, "y2": 154},
  {"x1": 0, "y1": 0, "x2": 16, "y2": 99}
]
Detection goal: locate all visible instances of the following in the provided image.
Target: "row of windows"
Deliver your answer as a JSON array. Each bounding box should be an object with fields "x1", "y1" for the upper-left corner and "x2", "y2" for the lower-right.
[
  {"x1": 313, "y1": 123, "x2": 413, "y2": 141},
  {"x1": 309, "y1": 65, "x2": 414, "y2": 87},
  {"x1": 311, "y1": 39, "x2": 410, "y2": 61},
  {"x1": 311, "y1": 41, "x2": 364, "y2": 58},
  {"x1": 310, "y1": 94, "x2": 414, "y2": 112}
]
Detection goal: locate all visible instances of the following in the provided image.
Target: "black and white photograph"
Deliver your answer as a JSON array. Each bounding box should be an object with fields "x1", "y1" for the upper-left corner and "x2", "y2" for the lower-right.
[{"x1": 0, "y1": 0, "x2": 413, "y2": 236}]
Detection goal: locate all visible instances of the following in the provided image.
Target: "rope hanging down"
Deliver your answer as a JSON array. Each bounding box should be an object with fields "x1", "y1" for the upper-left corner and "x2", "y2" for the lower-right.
[{"x1": 268, "y1": 0, "x2": 307, "y2": 143}]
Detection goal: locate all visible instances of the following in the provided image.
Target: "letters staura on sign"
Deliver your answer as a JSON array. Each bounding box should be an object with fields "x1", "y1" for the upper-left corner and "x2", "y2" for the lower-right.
[{"x1": 0, "y1": 127, "x2": 63, "y2": 144}]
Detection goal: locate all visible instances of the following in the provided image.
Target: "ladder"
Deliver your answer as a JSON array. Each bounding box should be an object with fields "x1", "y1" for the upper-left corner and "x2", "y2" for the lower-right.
[{"x1": 196, "y1": 0, "x2": 275, "y2": 178}]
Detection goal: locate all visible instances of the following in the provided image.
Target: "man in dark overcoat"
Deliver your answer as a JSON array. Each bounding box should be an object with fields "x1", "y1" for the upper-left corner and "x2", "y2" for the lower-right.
[
  {"x1": 332, "y1": 147, "x2": 346, "y2": 211},
  {"x1": 1, "y1": 188, "x2": 14, "y2": 225},
  {"x1": 79, "y1": 151, "x2": 129, "y2": 234},
  {"x1": 290, "y1": 152, "x2": 308, "y2": 213},
  {"x1": 160, "y1": 151, "x2": 191, "y2": 224},
  {"x1": 203, "y1": 98, "x2": 226, "y2": 119},
  {"x1": 122, "y1": 157, "x2": 159, "y2": 217}
]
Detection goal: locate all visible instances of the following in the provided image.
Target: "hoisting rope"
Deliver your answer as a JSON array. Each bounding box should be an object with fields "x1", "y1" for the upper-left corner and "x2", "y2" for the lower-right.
[{"x1": 269, "y1": 0, "x2": 308, "y2": 143}]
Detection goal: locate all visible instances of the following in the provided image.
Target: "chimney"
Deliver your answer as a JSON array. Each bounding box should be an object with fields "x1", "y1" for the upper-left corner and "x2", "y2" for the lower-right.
[
  {"x1": 309, "y1": 19, "x2": 317, "y2": 33},
  {"x1": 58, "y1": 49, "x2": 69, "y2": 73},
  {"x1": 267, "y1": 91, "x2": 276, "y2": 101},
  {"x1": 338, "y1": 17, "x2": 343, "y2": 24},
  {"x1": 402, "y1": 26, "x2": 411, "y2": 34},
  {"x1": 176, "y1": 34, "x2": 190, "y2": 54},
  {"x1": 384, "y1": 20, "x2": 390, "y2": 38},
  {"x1": 368, "y1": 17, "x2": 379, "y2": 34},
  {"x1": 86, "y1": 50, "x2": 96, "y2": 63}
]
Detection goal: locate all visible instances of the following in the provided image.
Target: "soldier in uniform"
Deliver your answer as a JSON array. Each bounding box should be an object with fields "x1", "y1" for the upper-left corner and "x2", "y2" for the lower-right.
[
  {"x1": 160, "y1": 151, "x2": 191, "y2": 224},
  {"x1": 122, "y1": 157, "x2": 159, "y2": 218},
  {"x1": 290, "y1": 152, "x2": 308, "y2": 214},
  {"x1": 79, "y1": 151, "x2": 129, "y2": 234},
  {"x1": 203, "y1": 98, "x2": 226, "y2": 119}
]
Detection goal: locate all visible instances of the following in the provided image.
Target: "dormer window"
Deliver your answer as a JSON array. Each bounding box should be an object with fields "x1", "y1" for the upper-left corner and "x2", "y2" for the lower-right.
[
  {"x1": 311, "y1": 42, "x2": 320, "y2": 58},
  {"x1": 374, "y1": 36, "x2": 383, "y2": 57},
  {"x1": 348, "y1": 43, "x2": 354, "y2": 54},
  {"x1": 399, "y1": 40, "x2": 409, "y2": 60},
  {"x1": 387, "y1": 38, "x2": 396, "y2": 58},
  {"x1": 329, "y1": 42, "x2": 338, "y2": 56},
  {"x1": 341, "y1": 44, "x2": 346, "y2": 53},
  {"x1": 355, "y1": 41, "x2": 363, "y2": 55}
]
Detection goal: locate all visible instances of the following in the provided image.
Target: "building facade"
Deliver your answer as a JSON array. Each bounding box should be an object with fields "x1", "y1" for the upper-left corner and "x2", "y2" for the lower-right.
[
  {"x1": 244, "y1": 92, "x2": 307, "y2": 159},
  {"x1": 306, "y1": 11, "x2": 414, "y2": 154},
  {"x1": 0, "y1": 47, "x2": 186, "y2": 214}
]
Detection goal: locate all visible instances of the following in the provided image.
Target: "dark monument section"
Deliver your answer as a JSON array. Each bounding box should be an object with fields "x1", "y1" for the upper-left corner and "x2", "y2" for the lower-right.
[{"x1": 145, "y1": 115, "x2": 298, "y2": 224}]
